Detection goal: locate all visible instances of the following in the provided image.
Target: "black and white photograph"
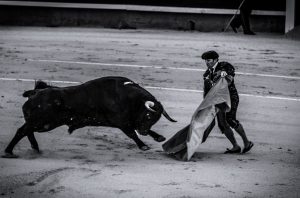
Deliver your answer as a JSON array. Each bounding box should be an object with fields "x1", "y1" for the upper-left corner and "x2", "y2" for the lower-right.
[{"x1": 0, "y1": 0, "x2": 299, "y2": 197}]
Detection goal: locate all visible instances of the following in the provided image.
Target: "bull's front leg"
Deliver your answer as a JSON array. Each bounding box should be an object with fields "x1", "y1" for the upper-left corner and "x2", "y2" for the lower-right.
[
  {"x1": 122, "y1": 128, "x2": 150, "y2": 151},
  {"x1": 148, "y1": 130, "x2": 166, "y2": 142}
]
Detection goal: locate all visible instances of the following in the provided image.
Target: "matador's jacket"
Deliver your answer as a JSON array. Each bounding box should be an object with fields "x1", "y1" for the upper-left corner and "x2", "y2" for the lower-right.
[{"x1": 203, "y1": 61, "x2": 240, "y2": 129}]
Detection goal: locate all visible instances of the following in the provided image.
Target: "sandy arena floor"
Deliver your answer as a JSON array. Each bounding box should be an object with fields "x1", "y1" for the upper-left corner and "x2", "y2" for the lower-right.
[{"x1": 0, "y1": 27, "x2": 299, "y2": 198}]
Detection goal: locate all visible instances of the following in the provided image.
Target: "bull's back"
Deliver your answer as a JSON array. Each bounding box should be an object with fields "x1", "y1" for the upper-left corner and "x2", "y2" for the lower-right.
[
  {"x1": 22, "y1": 76, "x2": 152, "y2": 126},
  {"x1": 22, "y1": 77, "x2": 131, "y2": 119},
  {"x1": 81, "y1": 76, "x2": 136, "y2": 110}
]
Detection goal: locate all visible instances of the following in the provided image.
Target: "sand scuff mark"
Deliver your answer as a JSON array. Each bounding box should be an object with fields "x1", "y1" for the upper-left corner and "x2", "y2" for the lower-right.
[
  {"x1": 0, "y1": 167, "x2": 74, "y2": 194},
  {"x1": 26, "y1": 167, "x2": 74, "y2": 186}
]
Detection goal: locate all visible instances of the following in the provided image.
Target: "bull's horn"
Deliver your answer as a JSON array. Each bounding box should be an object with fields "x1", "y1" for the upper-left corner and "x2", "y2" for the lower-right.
[
  {"x1": 145, "y1": 101, "x2": 156, "y2": 112},
  {"x1": 162, "y1": 109, "x2": 177, "y2": 122}
]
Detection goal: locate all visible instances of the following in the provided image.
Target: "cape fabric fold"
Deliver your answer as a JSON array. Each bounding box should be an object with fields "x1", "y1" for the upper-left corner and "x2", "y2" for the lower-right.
[{"x1": 162, "y1": 78, "x2": 231, "y2": 161}]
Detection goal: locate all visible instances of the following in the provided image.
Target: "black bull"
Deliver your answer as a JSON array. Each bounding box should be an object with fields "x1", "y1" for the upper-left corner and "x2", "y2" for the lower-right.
[{"x1": 2, "y1": 76, "x2": 176, "y2": 158}]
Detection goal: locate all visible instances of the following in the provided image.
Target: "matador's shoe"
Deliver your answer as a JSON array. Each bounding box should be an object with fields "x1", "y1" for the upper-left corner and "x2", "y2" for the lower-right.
[
  {"x1": 242, "y1": 141, "x2": 254, "y2": 153},
  {"x1": 224, "y1": 146, "x2": 241, "y2": 154}
]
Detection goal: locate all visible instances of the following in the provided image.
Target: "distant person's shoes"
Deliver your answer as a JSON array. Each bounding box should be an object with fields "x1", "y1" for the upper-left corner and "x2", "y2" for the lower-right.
[
  {"x1": 242, "y1": 141, "x2": 254, "y2": 153},
  {"x1": 230, "y1": 24, "x2": 238, "y2": 33},
  {"x1": 244, "y1": 30, "x2": 256, "y2": 35}
]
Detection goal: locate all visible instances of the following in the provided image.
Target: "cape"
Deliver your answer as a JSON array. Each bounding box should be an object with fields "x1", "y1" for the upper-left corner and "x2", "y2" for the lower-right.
[{"x1": 162, "y1": 77, "x2": 231, "y2": 161}]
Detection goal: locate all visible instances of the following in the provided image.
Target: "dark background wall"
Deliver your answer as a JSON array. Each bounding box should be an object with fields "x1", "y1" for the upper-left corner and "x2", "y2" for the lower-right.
[
  {"x1": 0, "y1": 0, "x2": 286, "y2": 32},
  {"x1": 15, "y1": 0, "x2": 285, "y2": 11},
  {"x1": 296, "y1": 0, "x2": 300, "y2": 26}
]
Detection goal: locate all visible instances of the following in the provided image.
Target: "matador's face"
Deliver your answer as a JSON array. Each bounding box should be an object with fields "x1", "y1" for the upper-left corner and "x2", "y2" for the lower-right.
[{"x1": 205, "y1": 59, "x2": 218, "y2": 69}]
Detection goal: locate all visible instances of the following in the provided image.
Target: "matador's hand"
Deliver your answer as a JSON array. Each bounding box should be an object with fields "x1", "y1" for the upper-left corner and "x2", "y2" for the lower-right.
[{"x1": 221, "y1": 71, "x2": 227, "y2": 77}]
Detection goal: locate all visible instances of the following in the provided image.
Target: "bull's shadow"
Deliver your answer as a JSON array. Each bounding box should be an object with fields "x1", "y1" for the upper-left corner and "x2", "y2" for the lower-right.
[{"x1": 2, "y1": 76, "x2": 177, "y2": 158}]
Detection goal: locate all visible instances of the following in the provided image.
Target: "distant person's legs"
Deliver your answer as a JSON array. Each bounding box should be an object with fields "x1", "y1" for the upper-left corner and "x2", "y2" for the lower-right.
[
  {"x1": 230, "y1": 0, "x2": 255, "y2": 35},
  {"x1": 240, "y1": 8, "x2": 255, "y2": 35},
  {"x1": 230, "y1": 15, "x2": 242, "y2": 33}
]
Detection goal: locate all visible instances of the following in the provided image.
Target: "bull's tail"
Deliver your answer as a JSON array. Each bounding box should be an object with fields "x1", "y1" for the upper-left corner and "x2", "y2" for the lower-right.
[{"x1": 23, "y1": 80, "x2": 53, "y2": 98}]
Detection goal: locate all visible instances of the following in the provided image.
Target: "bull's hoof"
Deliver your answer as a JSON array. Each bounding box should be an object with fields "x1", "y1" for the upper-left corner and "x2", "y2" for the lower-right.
[
  {"x1": 1, "y1": 152, "x2": 19, "y2": 158},
  {"x1": 140, "y1": 145, "x2": 151, "y2": 151},
  {"x1": 155, "y1": 136, "x2": 166, "y2": 142}
]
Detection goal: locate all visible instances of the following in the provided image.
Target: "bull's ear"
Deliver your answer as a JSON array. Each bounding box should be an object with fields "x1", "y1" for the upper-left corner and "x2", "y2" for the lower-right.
[{"x1": 145, "y1": 101, "x2": 156, "y2": 112}]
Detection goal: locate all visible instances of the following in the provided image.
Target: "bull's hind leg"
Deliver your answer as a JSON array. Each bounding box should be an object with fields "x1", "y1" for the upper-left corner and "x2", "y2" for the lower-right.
[
  {"x1": 27, "y1": 133, "x2": 40, "y2": 153},
  {"x1": 2, "y1": 123, "x2": 32, "y2": 158}
]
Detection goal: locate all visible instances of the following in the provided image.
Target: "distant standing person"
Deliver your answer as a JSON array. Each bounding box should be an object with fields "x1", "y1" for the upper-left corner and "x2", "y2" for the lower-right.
[
  {"x1": 230, "y1": 0, "x2": 255, "y2": 35},
  {"x1": 201, "y1": 50, "x2": 254, "y2": 153}
]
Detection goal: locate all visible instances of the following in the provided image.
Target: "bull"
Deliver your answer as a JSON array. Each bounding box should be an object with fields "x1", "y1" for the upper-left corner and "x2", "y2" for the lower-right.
[{"x1": 2, "y1": 76, "x2": 176, "y2": 158}]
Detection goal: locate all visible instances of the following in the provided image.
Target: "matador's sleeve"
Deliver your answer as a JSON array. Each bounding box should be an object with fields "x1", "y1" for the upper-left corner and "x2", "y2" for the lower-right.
[
  {"x1": 224, "y1": 63, "x2": 235, "y2": 83},
  {"x1": 203, "y1": 69, "x2": 210, "y2": 80}
]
